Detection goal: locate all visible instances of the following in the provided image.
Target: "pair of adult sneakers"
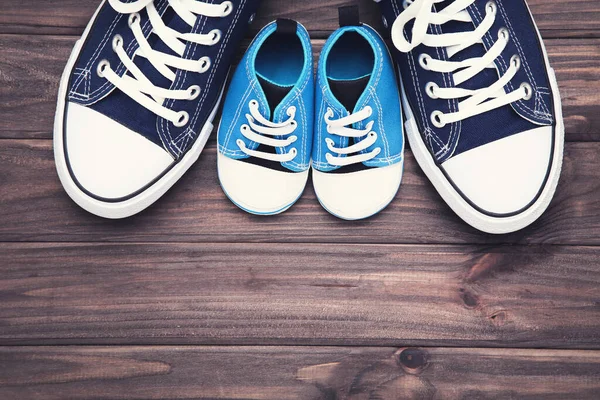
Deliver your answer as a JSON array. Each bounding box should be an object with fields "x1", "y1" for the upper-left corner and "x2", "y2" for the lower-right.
[
  {"x1": 54, "y1": 0, "x2": 564, "y2": 234},
  {"x1": 218, "y1": 11, "x2": 404, "y2": 220}
]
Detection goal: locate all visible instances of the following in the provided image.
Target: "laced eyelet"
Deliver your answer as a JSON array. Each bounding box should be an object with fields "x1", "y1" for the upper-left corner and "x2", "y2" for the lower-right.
[
  {"x1": 249, "y1": 100, "x2": 258, "y2": 108},
  {"x1": 236, "y1": 139, "x2": 245, "y2": 148},
  {"x1": 419, "y1": 53, "x2": 432, "y2": 70},
  {"x1": 431, "y1": 110, "x2": 446, "y2": 128},
  {"x1": 402, "y1": 0, "x2": 410, "y2": 9},
  {"x1": 290, "y1": 148, "x2": 298, "y2": 157},
  {"x1": 198, "y1": 57, "x2": 211, "y2": 72},
  {"x1": 520, "y1": 82, "x2": 533, "y2": 101},
  {"x1": 498, "y1": 27, "x2": 509, "y2": 41},
  {"x1": 486, "y1": 1, "x2": 497, "y2": 14},
  {"x1": 128, "y1": 12, "x2": 141, "y2": 27},
  {"x1": 510, "y1": 54, "x2": 521, "y2": 70},
  {"x1": 425, "y1": 82, "x2": 439, "y2": 99},
  {"x1": 369, "y1": 132, "x2": 378, "y2": 139},
  {"x1": 287, "y1": 106, "x2": 296, "y2": 116},
  {"x1": 209, "y1": 29, "x2": 222, "y2": 45},
  {"x1": 112, "y1": 34, "x2": 123, "y2": 51},
  {"x1": 364, "y1": 106, "x2": 373, "y2": 117},
  {"x1": 240, "y1": 124, "x2": 249, "y2": 132},
  {"x1": 289, "y1": 135, "x2": 298, "y2": 143},
  {"x1": 221, "y1": 1, "x2": 233, "y2": 17},
  {"x1": 187, "y1": 85, "x2": 201, "y2": 100},
  {"x1": 97, "y1": 59, "x2": 110, "y2": 78},
  {"x1": 174, "y1": 111, "x2": 189, "y2": 127}
]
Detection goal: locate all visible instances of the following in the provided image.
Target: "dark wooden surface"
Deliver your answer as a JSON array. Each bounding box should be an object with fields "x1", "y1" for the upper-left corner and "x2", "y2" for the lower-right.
[{"x1": 0, "y1": 0, "x2": 599, "y2": 398}]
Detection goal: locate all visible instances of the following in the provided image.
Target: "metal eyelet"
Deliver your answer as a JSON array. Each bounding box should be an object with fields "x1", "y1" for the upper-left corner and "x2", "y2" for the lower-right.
[
  {"x1": 425, "y1": 82, "x2": 439, "y2": 99},
  {"x1": 221, "y1": 1, "x2": 233, "y2": 17},
  {"x1": 248, "y1": 13, "x2": 256, "y2": 24},
  {"x1": 209, "y1": 29, "x2": 222, "y2": 45},
  {"x1": 198, "y1": 57, "x2": 211, "y2": 72},
  {"x1": 173, "y1": 111, "x2": 189, "y2": 128},
  {"x1": 128, "y1": 12, "x2": 141, "y2": 27},
  {"x1": 97, "y1": 59, "x2": 110, "y2": 78},
  {"x1": 521, "y1": 82, "x2": 533, "y2": 101},
  {"x1": 419, "y1": 53, "x2": 432, "y2": 70},
  {"x1": 187, "y1": 85, "x2": 201, "y2": 100},
  {"x1": 498, "y1": 27, "x2": 509, "y2": 41},
  {"x1": 431, "y1": 110, "x2": 446, "y2": 128},
  {"x1": 510, "y1": 54, "x2": 521, "y2": 70},
  {"x1": 486, "y1": 1, "x2": 497, "y2": 14},
  {"x1": 112, "y1": 34, "x2": 123, "y2": 52}
]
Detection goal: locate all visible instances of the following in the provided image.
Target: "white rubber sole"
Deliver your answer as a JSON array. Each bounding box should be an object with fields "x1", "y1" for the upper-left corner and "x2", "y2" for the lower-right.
[
  {"x1": 400, "y1": 11, "x2": 565, "y2": 235},
  {"x1": 54, "y1": 2, "x2": 223, "y2": 219}
]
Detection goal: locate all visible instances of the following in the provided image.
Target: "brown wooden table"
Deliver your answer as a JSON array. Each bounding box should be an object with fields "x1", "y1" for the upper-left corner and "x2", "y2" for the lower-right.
[{"x1": 1, "y1": 0, "x2": 599, "y2": 398}]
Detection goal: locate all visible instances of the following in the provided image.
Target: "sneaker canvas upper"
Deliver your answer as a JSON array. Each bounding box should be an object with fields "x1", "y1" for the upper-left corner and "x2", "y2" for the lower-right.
[{"x1": 378, "y1": 0, "x2": 564, "y2": 233}]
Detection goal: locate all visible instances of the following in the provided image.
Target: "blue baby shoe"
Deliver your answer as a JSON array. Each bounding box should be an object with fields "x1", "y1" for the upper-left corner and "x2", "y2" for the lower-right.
[
  {"x1": 54, "y1": 0, "x2": 261, "y2": 219},
  {"x1": 217, "y1": 19, "x2": 314, "y2": 215},
  {"x1": 312, "y1": 7, "x2": 404, "y2": 221},
  {"x1": 378, "y1": 0, "x2": 565, "y2": 234}
]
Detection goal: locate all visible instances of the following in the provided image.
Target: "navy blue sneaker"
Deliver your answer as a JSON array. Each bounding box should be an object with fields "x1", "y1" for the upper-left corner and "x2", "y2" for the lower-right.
[
  {"x1": 217, "y1": 19, "x2": 314, "y2": 215},
  {"x1": 378, "y1": 0, "x2": 565, "y2": 233},
  {"x1": 54, "y1": 0, "x2": 260, "y2": 219},
  {"x1": 312, "y1": 7, "x2": 404, "y2": 221}
]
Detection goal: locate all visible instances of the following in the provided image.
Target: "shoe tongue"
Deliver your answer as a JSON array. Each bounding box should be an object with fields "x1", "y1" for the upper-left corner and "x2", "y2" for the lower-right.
[
  {"x1": 257, "y1": 75, "x2": 294, "y2": 116},
  {"x1": 328, "y1": 75, "x2": 371, "y2": 113}
]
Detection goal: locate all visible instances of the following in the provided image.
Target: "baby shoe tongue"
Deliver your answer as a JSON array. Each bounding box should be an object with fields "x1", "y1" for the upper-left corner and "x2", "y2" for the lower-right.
[
  {"x1": 328, "y1": 75, "x2": 371, "y2": 113},
  {"x1": 436, "y1": 0, "x2": 497, "y2": 92},
  {"x1": 257, "y1": 75, "x2": 294, "y2": 118}
]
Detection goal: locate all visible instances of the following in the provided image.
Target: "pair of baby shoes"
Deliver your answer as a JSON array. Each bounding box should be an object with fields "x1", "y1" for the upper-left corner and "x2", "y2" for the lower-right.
[{"x1": 217, "y1": 8, "x2": 405, "y2": 220}]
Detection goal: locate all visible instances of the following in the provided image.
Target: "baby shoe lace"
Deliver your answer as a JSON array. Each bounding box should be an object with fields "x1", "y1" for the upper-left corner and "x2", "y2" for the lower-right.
[
  {"x1": 391, "y1": 0, "x2": 532, "y2": 128},
  {"x1": 97, "y1": 0, "x2": 234, "y2": 127},
  {"x1": 324, "y1": 106, "x2": 381, "y2": 167},
  {"x1": 236, "y1": 100, "x2": 298, "y2": 162}
]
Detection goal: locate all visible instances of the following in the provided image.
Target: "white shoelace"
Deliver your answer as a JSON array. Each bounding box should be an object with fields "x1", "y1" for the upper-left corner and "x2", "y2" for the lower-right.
[
  {"x1": 391, "y1": 0, "x2": 532, "y2": 128},
  {"x1": 324, "y1": 106, "x2": 381, "y2": 167},
  {"x1": 236, "y1": 100, "x2": 299, "y2": 162},
  {"x1": 97, "y1": 0, "x2": 234, "y2": 127}
]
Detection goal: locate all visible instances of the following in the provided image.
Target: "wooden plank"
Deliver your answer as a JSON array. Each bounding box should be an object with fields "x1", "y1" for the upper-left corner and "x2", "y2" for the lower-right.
[
  {"x1": 0, "y1": 346, "x2": 599, "y2": 399},
  {"x1": 0, "y1": 140, "x2": 599, "y2": 245},
  {"x1": 1, "y1": 34, "x2": 599, "y2": 140},
  {"x1": 0, "y1": 243, "x2": 598, "y2": 346},
  {"x1": 0, "y1": 0, "x2": 599, "y2": 38}
]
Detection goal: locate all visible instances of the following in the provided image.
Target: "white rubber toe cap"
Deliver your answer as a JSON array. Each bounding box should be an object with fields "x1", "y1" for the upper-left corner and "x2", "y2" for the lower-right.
[
  {"x1": 441, "y1": 126, "x2": 553, "y2": 215},
  {"x1": 218, "y1": 152, "x2": 309, "y2": 215},
  {"x1": 313, "y1": 162, "x2": 403, "y2": 220},
  {"x1": 64, "y1": 102, "x2": 174, "y2": 200}
]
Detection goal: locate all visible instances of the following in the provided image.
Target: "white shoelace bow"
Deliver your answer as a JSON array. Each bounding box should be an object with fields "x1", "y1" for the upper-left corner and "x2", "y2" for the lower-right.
[
  {"x1": 237, "y1": 100, "x2": 299, "y2": 162},
  {"x1": 98, "y1": 0, "x2": 234, "y2": 127},
  {"x1": 324, "y1": 106, "x2": 381, "y2": 167},
  {"x1": 391, "y1": 0, "x2": 531, "y2": 128}
]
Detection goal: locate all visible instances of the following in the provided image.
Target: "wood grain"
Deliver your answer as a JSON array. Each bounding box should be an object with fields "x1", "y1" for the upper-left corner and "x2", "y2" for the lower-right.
[
  {"x1": 1, "y1": 34, "x2": 600, "y2": 140},
  {"x1": 0, "y1": 0, "x2": 599, "y2": 38},
  {"x1": 0, "y1": 346, "x2": 599, "y2": 399},
  {"x1": 0, "y1": 242, "x2": 598, "y2": 346},
  {"x1": 1, "y1": 140, "x2": 599, "y2": 245}
]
